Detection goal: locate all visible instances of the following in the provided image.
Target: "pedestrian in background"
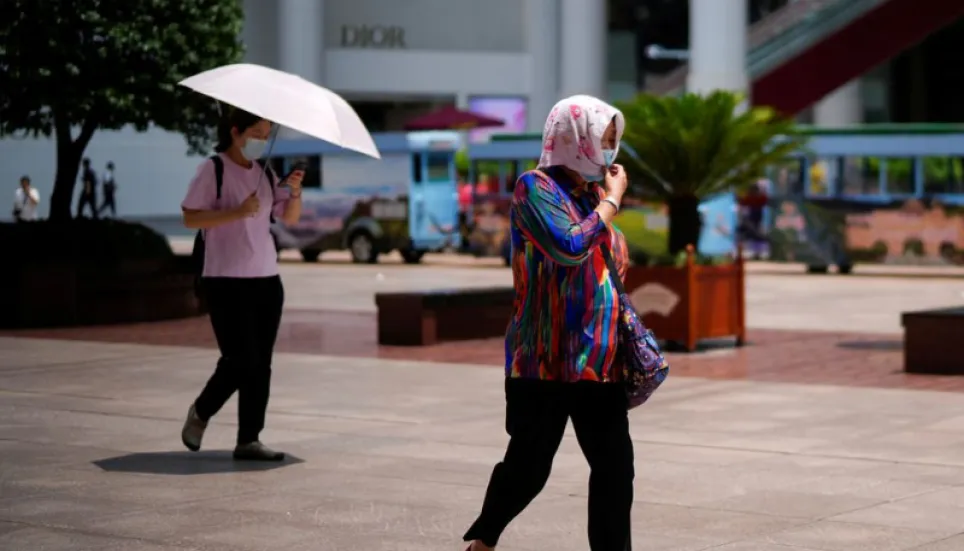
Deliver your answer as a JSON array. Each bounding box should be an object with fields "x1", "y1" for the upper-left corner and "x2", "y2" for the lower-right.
[
  {"x1": 76, "y1": 157, "x2": 99, "y2": 219},
  {"x1": 99, "y1": 161, "x2": 117, "y2": 217},
  {"x1": 13, "y1": 175, "x2": 40, "y2": 222}
]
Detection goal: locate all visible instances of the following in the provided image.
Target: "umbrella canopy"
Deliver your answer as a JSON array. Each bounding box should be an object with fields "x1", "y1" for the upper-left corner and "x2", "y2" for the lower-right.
[
  {"x1": 179, "y1": 63, "x2": 380, "y2": 159},
  {"x1": 404, "y1": 106, "x2": 504, "y2": 131}
]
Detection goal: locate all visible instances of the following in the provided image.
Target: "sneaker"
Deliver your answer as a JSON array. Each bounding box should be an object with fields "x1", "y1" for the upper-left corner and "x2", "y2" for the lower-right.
[
  {"x1": 233, "y1": 441, "x2": 285, "y2": 461},
  {"x1": 181, "y1": 404, "x2": 207, "y2": 452}
]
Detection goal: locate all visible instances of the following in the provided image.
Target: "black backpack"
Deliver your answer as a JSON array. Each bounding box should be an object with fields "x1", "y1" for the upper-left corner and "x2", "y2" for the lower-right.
[{"x1": 191, "y1": 155, "x2": 276, "y2": 295}]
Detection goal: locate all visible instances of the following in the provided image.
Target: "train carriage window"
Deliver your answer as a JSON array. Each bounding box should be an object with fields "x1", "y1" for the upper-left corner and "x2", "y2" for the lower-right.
[
  {"x1": 923, "y1": 157, "x2": 964, "y2": 194},
  {"x1": 880, "y1": 158, "x2": 914, "y2": 195},
  {"x1": 267, "y1": 157, "x2": 285, "y2": 176},
  {"x1": 302, "y1": 155, "x2": 322, "y2": 189},
  {"x1": 425, "y1": 152, "x2": 451, "y2": 183},
  {"x1": 768, "y1": 159, "x2": 803, "y2": 196},
  {"x1": 807, "y1": 158, "x2": 836, "y2": 197},
  {"x1": 412, "y1": 153, "x2": 423, "y2": 183},
  {"x1": 267, "y1": 155, "x2": 322, "y2": 189}
]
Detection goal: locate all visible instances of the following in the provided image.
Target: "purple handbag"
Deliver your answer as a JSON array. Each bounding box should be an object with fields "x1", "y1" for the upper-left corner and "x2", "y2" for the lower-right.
[{"x1": 600, "y1": 243, "x2": 670, "y2": 409}]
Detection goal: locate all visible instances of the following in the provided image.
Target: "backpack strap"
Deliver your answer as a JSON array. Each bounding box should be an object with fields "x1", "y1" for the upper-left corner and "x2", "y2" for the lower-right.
[
  {"x1": 210, "y1": 155, "x2": 224, "y2": 199},
  {"x1": 257, "y1": 159, "x2": 277, "y2": 224}
]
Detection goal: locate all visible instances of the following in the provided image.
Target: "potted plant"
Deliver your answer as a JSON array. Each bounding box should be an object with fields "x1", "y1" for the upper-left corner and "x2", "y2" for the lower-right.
[{"x1": 614, "y1": 91, "x2": 807, "y2": 350}]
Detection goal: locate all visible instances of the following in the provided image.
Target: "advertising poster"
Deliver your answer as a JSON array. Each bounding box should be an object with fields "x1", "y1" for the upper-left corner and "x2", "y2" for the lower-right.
[{"x1": 467, "y1": 97, "x2": 528, "y2": 143}]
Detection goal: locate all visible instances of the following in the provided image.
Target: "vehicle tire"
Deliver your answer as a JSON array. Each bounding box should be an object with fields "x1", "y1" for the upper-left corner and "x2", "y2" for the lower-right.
[
  {"x1": 349, "y1": 231, "x2": 379, "y2": 264},
  {"x1": 806, "y1": 264, "x2": 829, "y2": 274},
  {"x1": 837, "y1": 263, "x2": 853, "y2": 275},
  {"x1": 400, "y1": 248, "x2": 425, "y2": 264},
  {"x1": 300, "y1": 248, "x2": 322, "y2": 263}
]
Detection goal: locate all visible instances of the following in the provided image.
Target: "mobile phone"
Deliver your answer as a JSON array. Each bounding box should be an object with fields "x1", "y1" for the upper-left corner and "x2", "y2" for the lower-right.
[{"x1": 279, "y1": 162, "x2": 308, "y2": 186}]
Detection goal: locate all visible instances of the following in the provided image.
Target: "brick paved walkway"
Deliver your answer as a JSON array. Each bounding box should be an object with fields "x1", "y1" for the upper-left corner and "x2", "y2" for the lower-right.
[{"x1": 6, "y1": 308, "x2": 964, "y2": 393}]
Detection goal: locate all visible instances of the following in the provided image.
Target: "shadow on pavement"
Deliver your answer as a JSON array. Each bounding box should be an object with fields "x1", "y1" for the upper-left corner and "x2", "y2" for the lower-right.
[{"x1": 93, "y1": 451, "x2": 305, "y2": 475}]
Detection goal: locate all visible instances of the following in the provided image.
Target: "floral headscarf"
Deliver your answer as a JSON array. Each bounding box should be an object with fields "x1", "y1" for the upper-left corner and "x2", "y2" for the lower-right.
[{"x1": 537, "y1": 95, "x2": 625, "y2": 178}]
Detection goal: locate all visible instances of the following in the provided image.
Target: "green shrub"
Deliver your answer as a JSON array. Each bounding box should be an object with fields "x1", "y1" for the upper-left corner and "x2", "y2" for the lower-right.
[{"x1": 903, "y1": 238, "x2": 925, "y2": 257}]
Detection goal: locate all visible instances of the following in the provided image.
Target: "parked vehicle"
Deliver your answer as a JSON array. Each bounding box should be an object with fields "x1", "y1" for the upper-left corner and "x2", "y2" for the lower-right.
[
  {"x1": 267, "y1": 131, "x2": 461, "y2": 263},
  {"x1": 768, "y1": 124, "x2": 964, "y2": 270}
]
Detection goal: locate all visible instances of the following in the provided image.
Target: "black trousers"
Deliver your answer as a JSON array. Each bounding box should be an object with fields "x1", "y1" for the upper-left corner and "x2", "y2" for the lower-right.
[
  {"x1": 194, "y1": 276, "x2": 284, "y2": 445},
  {"x1": 464, "y1": 379, "x2": 634, "y2": 551},
  {"x1": 99, "y1": 191, "x2": 116, "y2": 217},
  {"x1": 76, "y1": 193, "x2": 98, "y2": 219}
]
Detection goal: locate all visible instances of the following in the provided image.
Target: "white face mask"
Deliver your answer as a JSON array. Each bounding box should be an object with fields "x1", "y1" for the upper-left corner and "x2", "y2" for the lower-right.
[{"x1": 240, "y1": 138, "x2": 268, "y2": 161}]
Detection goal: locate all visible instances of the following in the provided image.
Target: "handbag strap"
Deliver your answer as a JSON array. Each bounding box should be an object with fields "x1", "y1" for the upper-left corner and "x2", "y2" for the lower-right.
[{"x1": 600, "y1": 242, "x2": 627, "y2": 296}]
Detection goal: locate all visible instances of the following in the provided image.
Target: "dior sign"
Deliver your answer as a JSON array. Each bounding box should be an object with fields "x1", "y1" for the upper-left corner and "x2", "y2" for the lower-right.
[{"x1": 340, "y1": 25, "x2": 407, "y2": 49}]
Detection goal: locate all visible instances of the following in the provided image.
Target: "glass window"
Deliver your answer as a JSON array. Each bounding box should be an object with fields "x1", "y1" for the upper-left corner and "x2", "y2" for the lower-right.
[
  {"x1": 807, "y1": 158, "x2": 836, "y2": 197},
  {"x1": 266, "y1": 155, "x2": 321, "y2": 189},
  {"x1": 768, "y1": 159, "x2": 804, "y2": 196},
  {"x1": 882, "y1": 158, "x2": 914, "y2": 195},
  {"x1": 835, "y1": 157, "x2": 883, "y2": 196},
  {"x1": 425, "y1": 152, "x2": 451, "y2": 183},
  {"x1": 298, "y1": 155, "x2": 322, "y2": 189},
  {"x1": 923, "y1": 157, "x2": 964, "y2": 194},
  {"x1": 412, "y1": 153, "x2": 423, "y2": 183}
]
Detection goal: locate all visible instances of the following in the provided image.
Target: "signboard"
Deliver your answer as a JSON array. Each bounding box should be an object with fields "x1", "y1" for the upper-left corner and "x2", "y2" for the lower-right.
[{"x1": 340, "y1": 25, "x2": 407, "y2": 49}]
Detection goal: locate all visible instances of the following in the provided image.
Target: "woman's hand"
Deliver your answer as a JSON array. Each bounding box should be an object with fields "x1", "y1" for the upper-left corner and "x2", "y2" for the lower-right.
[
  {"x1": 604, "y1": 164, "x2": 628, "y2": 202},
  {"x1": 286, "y1": 170, "x2": 305, "y2": 198},
  {"x1": 236, "y1": 191, "x2": 260, "y2": 218},
  {"x1": 281, "y1": 170, "x2": 305, "y2": 225}
]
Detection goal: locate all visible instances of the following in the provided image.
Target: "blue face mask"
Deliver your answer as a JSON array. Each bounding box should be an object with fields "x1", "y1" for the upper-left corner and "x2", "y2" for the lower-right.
[
  {"x1": 240, "y1": 138, "x2": 268, "y2": 161},
  {"x1": 581, "y1": 148, "x2": 617, "y2": 182}
]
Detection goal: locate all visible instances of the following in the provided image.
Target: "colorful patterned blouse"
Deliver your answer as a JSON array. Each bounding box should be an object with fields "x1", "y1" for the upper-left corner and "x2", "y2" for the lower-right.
[{"x1": 505, "y1": 167, "x2": 629, "y2": 382}]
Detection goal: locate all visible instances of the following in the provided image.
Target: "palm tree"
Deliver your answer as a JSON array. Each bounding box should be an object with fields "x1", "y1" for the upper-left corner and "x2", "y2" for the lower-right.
[{"x1": 616, "y1": 91, "x2": 807, "y2": 255}]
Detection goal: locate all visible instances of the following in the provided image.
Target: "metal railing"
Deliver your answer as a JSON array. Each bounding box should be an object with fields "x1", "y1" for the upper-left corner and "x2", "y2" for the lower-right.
[{"x1": 645, "y1": 0, "x2": 889, "y2": 96}]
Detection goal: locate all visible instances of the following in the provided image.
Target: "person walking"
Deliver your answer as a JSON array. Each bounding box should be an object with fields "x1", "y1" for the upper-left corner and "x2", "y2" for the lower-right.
[
  {"x1": 76, "y1": 158, "x2": 99, "y2": 219},
  {"x1": 179, "y1": 107, "x2": 304, "y2": 461},
  {"x1": 463, "y1": 95, "x2": 634, "y2": 551},
  {"x1": 99, "y1": 161, "x2": 117, "y2": 217}
]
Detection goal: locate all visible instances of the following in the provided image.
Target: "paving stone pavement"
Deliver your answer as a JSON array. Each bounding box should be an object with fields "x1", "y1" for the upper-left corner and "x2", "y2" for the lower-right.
[{"x1": 3, "y1": 337, "x2": 964, "y2": 550}]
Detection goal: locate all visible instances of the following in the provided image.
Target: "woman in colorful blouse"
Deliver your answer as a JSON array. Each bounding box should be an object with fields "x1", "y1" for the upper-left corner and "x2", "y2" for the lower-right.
[{"x1": 463, "y1": 96, "x2": 633, "y2": 551}]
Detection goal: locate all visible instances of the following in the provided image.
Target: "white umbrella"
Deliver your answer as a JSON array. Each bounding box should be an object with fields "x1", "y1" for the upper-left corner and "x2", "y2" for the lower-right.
[{"x1": 179, "y1": 63, "x2": 380, "y2": 159}]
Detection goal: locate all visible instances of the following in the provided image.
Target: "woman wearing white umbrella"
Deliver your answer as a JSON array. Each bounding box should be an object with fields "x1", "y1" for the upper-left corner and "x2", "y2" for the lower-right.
[{"x1": 180, "y1": 107, "x2": 304, "y2": 461}]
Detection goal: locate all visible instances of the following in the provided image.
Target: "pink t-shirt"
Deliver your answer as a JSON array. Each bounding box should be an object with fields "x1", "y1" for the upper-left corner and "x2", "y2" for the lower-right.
[{"x1": 181, "y1": 154, "x2": 290, "y2": 278}]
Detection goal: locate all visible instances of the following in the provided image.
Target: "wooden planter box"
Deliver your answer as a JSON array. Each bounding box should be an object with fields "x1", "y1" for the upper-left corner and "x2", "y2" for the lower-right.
[
  {"x1": 623, "y1": 246, "x2": 746, "y2": 351},
  {"x1": 902, "y1": 307, "x2": 964, "y2": 374},
  {"x1": 375, "y1": 287, "x2": 514, "y2": 346}
]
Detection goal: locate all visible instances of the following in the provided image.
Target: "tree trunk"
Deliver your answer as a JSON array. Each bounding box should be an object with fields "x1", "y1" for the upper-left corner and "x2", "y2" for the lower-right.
[
  {"x1": 667, "y1": 195, "x2": 702, "y2": 256},
  {"x1": 48, "y1": 115, "x2": 97, "y2": 221}
]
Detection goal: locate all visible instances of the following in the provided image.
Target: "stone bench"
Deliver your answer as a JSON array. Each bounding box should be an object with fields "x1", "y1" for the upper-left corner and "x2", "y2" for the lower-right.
[
  {"x1": 375, "y1": 287, "x2": 514, "y2": 346},
  {"x1": 902, "y1": 307, "x2": 964, "y2": 374}
]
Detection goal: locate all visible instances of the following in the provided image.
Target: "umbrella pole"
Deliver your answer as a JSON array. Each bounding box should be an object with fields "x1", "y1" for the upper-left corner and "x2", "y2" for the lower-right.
[{"x1": 257, "y1": 125, "x2": 282, "y2": 191}]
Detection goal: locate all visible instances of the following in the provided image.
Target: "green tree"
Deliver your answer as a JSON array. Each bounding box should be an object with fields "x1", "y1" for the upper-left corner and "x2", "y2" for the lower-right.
[
  {"x1": 0, "y1": 0, "x2": 244, "y2": 220},
  {"x1": 616, "y1": 91, "x2": 808, "y2": 255}
]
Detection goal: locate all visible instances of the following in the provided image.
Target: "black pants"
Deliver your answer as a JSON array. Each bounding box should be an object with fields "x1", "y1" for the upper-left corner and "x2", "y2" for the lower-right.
[
  {"x1": 464, "y1": 379, "x2": 634, "y2": 551},
  {"x1": 76, "y1": 193, "x2": 98, "y2": 219},
  {"x1": 194, "y1": 276, "x2": 284, "y2": 445},
  {"x1": 99, "y1": 191, "x2": 116, "y2": 217}
]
